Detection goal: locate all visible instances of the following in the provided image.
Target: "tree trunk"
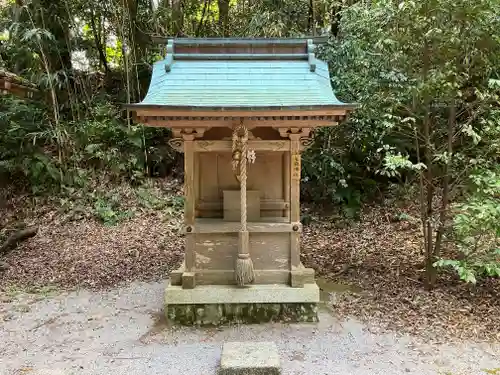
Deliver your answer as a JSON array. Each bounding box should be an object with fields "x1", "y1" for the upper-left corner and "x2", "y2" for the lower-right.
[
  {"x1": 432, "y1": 102, "x2": 456, "y2": 283},
  {"x1": 421, "y1": 104, "x2": 435, "y2": 289},
  {"x1": 421, "y1": 38, "x2": 436, "y2": 290},
  {"x1": 171, "y1": 0, "x2": 184, "y2": 36},
  {"x1": 196, "y1": 0, "x2": 210, "y2": 36},
  {"x1": 217, "y1": 0, "x2": 230, "y2": 36},
  {"x1": 330, "y1": 1, "x2": 342, "y2": 37},
  {"x1": 33, "y1": 0, "x2": 72, "y2": 72},
  {"x1": 308, "y1": 0, "x2": 315, "y2": 34},
  {"x1": 12, "y1": 0, "x2": 28, "y2": 74},
  {"x1": 125, "y1": 0, "x2": 151, "y2": 101},
  {"x1": 89, "y1": 7, "x2": 109, "y2": 74}
]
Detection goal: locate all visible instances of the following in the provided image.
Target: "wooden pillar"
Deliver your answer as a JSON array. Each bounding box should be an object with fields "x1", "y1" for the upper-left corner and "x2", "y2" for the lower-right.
[
  {"x1": 289, "y1": 134, "x2": 301, "y2": 276},
  {"x1": 289, "y1": 135, "x2": 301, "y2": 224},
  {"x1": 182, "y1": 134, "x2": 196, "y2": 289},
  {"x1": 283, "y1": 150, "x2": 291, "y2": 220}
]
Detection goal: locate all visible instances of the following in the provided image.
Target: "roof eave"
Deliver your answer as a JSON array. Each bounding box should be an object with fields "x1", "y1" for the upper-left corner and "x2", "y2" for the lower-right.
[{"x1": 124, "y1": 103, "x2": 358, "y2": 113}]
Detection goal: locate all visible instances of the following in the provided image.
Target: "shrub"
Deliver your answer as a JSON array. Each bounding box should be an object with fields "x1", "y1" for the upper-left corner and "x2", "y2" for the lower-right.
[{"x1": 435, "y1": 168, "x2": 500, "y2": 283}]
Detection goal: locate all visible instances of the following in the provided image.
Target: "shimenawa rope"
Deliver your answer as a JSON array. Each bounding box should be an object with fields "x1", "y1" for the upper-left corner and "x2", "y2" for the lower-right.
[{"x1": 232, "y1": 123, "x2": 255, "y2": 286}]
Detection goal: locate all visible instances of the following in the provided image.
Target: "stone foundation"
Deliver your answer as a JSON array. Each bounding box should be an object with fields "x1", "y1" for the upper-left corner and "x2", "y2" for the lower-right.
[
  {"x1": 165, "y1": 302, "x2": 318, "y2": 326},
  {"x1": 164, "y1": 281, "x2": 320, "y2": 326}
]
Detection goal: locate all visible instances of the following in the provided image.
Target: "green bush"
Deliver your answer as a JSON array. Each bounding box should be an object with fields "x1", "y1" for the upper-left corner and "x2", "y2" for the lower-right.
[
  {"x1": 0, "y1": 95, "x2": 176, "y2": 194},
  {"x1": 93, "y1": 193, "x2": 133, "y2": 226},
  {"x1": 0, "y1": 95, "x2": 63, "y2": 190},
  {"x1": 435, "y1": 168, "x2": 500, "y2": 283}
]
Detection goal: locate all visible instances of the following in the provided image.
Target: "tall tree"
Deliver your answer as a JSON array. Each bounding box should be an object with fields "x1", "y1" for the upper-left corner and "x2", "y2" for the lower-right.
[
  {"x1": 325, "y1": 0, "x2": 500, "y2": 288},
  {"x1": 31, "y1": 0, "x2": 72, "y2": 72},
  {"x1": 217, "y1": 0, "x2": 229, "y2": 36}
]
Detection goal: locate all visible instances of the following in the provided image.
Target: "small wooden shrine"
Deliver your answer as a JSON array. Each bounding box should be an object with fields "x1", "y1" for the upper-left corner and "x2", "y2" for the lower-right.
[
  {"x1": 0, "y1": 69, "x2": 38, "y2": 99},
  {"x1": 127, "y1": 38, "x2": 355, "y2": 324}
]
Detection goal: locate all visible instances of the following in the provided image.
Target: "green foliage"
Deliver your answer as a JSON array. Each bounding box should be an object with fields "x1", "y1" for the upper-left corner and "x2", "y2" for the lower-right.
[
  {"x1": 93, "y1": 193, "x2": 133, "y2": 226},
  {"x1": 483, "y1": 368, "x2": 500, "y2": 375},
  {"x1": 435, "y1": 168, "x2": 500, "y2": 283},
  {"x1": 72, "y1": 102, "x2": 146, "y2": 182},
  {"x1": 135, "y1": 187, "x2": 184, "y2": 216},
  {"x1": 319, "y1": 0, "x2": 500, "y2": 183},
  {"x1": 318, "y1": 0, "x2": 500, "y2": 287},
  {"x1": 0, "y1": 95, "x2": 63, "y2": 190},
  {"x1": 0, "y1": 93, "x2": 178, "y2": 194}
]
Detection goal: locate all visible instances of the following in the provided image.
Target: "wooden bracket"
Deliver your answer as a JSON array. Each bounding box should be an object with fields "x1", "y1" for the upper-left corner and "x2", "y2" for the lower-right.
[
  {"x1": 168, "y1": 127, "x2": 208, "y2": 152},
  {"x1": 172, "y1": 127, "x2": 208, "y2": 139},
  {"x1": 276, "y1": 127, "x2": 311, "y2": 137},
  {"x1": 168, "y1": 137, "x2": 184, "y2": 152},
  {"x1": 275, "y1": 127, "x2": 314, "y2": 151},
  {"x1": 299, "y1": 137, "x2": 314, "y2": 150}
]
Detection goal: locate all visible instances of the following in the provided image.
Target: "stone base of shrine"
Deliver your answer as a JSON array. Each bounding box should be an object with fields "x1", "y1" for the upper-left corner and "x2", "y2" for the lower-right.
[{"x1": 164, "y1": 282, "x2": 319, "y2": 325}]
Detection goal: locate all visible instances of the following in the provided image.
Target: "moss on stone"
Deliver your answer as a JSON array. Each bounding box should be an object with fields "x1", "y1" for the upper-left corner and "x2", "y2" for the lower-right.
[{"x1": 165, "y1": 302, "x2": 318, "y2": 326}]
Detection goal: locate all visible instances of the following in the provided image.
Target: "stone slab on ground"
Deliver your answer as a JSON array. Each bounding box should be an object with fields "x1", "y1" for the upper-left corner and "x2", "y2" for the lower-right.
[
  {"x1": 164, "y1": 282, "x2": 320, "y2": 304},
  {"x1": 219, "y1": 342, "x2": 281, "y2": 375}
]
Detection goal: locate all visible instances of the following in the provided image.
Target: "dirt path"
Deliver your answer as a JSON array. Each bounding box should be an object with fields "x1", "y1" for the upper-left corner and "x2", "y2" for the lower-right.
[{"x1": 1, "y1": 281, "x2": 498, "y2": 375}]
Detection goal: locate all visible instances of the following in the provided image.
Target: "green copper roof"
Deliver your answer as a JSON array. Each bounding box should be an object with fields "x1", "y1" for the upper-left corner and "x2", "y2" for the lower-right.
[{"x1": 129, "y1": 38, "x2": 352, "y2": 111}]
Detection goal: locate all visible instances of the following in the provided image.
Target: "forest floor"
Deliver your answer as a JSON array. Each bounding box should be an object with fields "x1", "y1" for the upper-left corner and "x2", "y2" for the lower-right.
[{"x1": 0, "y1": 178, "x2": 499, "y2": 348}]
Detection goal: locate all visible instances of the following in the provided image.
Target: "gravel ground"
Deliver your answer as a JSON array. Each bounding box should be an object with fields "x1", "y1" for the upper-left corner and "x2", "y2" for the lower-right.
[{"x1": 1, "y1": 281, "x2": 498, "y2": 375}]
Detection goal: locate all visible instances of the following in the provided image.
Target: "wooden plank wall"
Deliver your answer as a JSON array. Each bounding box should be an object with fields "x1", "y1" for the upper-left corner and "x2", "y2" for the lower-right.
[{"x1": 197, "y1": 151, "x2": 285, "y2": 219}]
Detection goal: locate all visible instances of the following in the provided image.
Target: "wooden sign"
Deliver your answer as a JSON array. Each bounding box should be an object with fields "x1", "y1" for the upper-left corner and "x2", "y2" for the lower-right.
[{"x1": 292, "y1": 154, "x2": 301, "y2": 180}]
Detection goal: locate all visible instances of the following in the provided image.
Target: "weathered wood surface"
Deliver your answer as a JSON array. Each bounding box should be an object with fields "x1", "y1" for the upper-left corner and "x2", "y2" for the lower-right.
[
  {"x1": 289, "y1": 134, "x2": 301, "y2": 223},
  {"x1": 223, "y1": 190, "x2": 261, "y2": 222},
  {"x1": 183, "y1": 136, "x2": 195, "y2": 272},
  {"x1": 194, "y1": 232, "x2": 290, "y2": 272},
  {"x1": 192, "y1": 219, "x2": 292, "y2": 233},
  {"x1": 196, "y1": 152, "x2": 285, "y2": 217},
  {"x1": 195, "y1": 269, "x2": 290, "y2": 285},
  {"x1": 197, "y1": 199, "x2": 288, "y2": 212},
  {"x1": 137, "y1": 118, "x2": 338, "y2": 130},
  {"x1": 194, "y1": 140, "x2": 290, "y2": 152},
  {"x1": 289, "y1": 134, "x2": 302, "y2": 270},
  {"x1": 136, "y1": 108, "x2": 348, "y2": 118}
]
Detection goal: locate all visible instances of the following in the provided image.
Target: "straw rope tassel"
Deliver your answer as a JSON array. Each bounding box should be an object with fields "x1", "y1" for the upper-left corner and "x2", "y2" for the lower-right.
[{"x1": 233, "y1": 124, "x2": 255, "y2": 286}]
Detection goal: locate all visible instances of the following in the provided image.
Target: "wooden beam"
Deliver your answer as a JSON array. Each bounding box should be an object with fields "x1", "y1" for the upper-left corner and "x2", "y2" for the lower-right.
[
  {"x1": 197, "y1": 199, "x2": 288, "y2": 211},
  {"x1": 174, "y1": 53, "x2": 308, "y2": 61},
  {"x1": 140, "y1": 118, "x2": 338, "y2": 129},
  {"x1": 196, "y1": 269, "x2": 291, "y2": 285},
  {"x1": 194, "y1": 140, "x2": 290, "y2": 152},
  {"x1": 192, "y1": 220, "x2": 295, "y2": 234},
  {"x1": 246, "y1": 119, "x2": 336, "y2": 128},
  {"x1": 135, "y1": 108, "x2": 350, "y2": 118}
]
